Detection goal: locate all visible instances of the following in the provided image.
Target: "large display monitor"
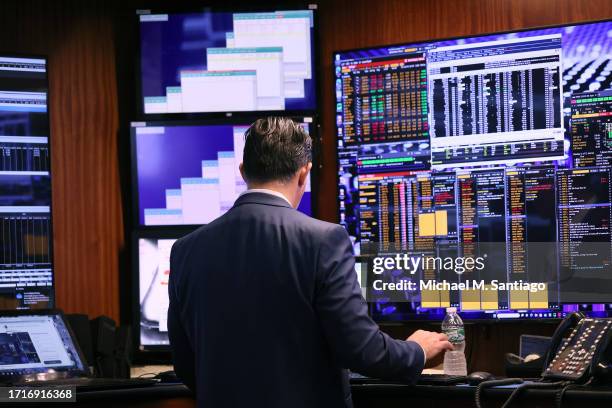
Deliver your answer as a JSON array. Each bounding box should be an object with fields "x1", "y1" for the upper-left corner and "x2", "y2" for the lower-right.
[
  {"x1": 138, "y1": 8, "x2": 317, "y2": 114},
  {"x1": 334, "y1": 20, "x2": 612, "y2": 320},
  {"x1": 0, "y1": 55, "x2": 54, "y2": 310},
  {"x1": 131, "y1": 117, "x2": 315, "y2": 226}
]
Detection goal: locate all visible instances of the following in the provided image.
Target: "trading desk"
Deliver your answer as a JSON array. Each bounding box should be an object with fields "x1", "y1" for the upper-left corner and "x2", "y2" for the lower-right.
[
  {"x1": 352, "y1": 383, "x2": 612, "y2": 408},
  {"x1": 7, "y1": 382, "x2": 612, "y2": 407},
  {"x1": 76, "y1": 384, "x2": 193, "y2": 407}
]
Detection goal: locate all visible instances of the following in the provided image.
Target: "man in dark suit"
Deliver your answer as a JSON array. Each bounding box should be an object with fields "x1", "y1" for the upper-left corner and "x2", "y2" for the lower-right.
[{"x1": 168, "y1": 117, "x2": 452, "y2": 408}]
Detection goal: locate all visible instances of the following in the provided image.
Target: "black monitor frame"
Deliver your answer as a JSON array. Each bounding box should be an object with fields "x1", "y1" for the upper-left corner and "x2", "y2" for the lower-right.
[
  {"x1": 133, "y1": 2, "x2": 321, "y2": 120},
  {"x1": 129, "y1": 115, "x2": 320, "y2": 229},
  {"x1": 0, "y1": 53, "x2": 55, "y2": 310},
  {"x1": 332, "y1": 17, "x2": 612, "y2": 79},
  {"x1": 333, "y1": 18, "x2": 612, "y2": 322}
]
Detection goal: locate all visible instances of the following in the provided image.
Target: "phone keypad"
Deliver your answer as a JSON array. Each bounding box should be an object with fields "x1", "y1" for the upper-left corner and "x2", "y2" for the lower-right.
[{"x1": 544, "y1": 319, "x2": 612, "y2": 380}]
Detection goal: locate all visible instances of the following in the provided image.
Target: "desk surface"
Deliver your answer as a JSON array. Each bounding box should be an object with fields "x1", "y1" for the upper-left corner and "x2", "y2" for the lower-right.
[
  {"x1": 4, "y1": 381, "x2": 612, "y2": 407},
  {"x1": 0, "y1": 384, "x2": 193, "y2": 408},
  {"x1": 80, "y1": 381, "x2": 612, "y2": 407},
  {"x1": 352, "y1": 382, "x2": 612, "y2": 407},
  {"x1": 77, "y1": 383, "x2": 192, "y2": 402}
]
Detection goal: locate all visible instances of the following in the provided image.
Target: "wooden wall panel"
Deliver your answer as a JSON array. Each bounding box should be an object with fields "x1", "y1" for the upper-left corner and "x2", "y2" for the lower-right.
[
  {"x1": 0, "y1": 0, "x2": 122, "y2": 321},
  {"x1": 50, "y1": 8, "x2": 123, "y2": 322}
]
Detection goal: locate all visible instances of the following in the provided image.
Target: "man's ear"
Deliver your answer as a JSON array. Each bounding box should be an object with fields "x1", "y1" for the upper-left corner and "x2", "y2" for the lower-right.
[
  {"x1": 298, "y1": 162, "x2": 312, "y2": 187},
  {"x1": 239, "y1": 163, "x2": 247, "y2": 183}
]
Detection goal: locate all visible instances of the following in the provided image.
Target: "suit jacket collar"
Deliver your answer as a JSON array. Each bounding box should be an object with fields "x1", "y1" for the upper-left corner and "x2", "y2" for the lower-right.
[{"x1": 233, "y1": 191, "x2": 293, "y2": 209}]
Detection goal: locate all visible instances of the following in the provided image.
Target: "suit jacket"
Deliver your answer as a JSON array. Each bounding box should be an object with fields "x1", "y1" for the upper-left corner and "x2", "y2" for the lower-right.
[{"x1": 168, "y1": 192, "x2": 424, "y2": 408}]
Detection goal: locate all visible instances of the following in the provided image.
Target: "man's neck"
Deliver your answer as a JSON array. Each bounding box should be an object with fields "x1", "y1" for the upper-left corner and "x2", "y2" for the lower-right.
[{"x1": 247, "y1": 182, "x2": 295, "y2": 208}]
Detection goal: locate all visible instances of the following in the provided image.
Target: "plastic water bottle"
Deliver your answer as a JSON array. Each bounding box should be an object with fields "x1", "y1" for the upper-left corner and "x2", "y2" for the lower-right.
[{"x1": 442, "y1": 307, "x2": 467, "y2": 375}]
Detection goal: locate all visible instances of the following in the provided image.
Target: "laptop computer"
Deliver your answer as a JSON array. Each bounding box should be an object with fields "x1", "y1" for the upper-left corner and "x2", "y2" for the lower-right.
[{"x1": 0, "y1": 310, "x2": 156, "y2": 390}]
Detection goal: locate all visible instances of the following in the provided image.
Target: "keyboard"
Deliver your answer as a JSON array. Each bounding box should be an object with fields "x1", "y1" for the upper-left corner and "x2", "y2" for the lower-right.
[
  {"x1": 417, "y1": 374, "x2": 467, "y2": 385},
  {"x1": 13, "y1": 377, "x2": 157, "y2": 391},
  {"x1": 349, "y1": 372, "x2": 467, "y2": 385}
]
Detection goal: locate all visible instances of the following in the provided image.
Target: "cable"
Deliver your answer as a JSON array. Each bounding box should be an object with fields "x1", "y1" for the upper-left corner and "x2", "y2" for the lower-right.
[
  {"x1": 500, "y1": 381, "x2": 567, "y2": 408},
  {"x1": 475, "y1": 378, "x2": 524, "y2": 408},
  {"x1": 555, "y1": 383, "x2": 573, "y2": 408},
  {"x1": 555, "y1": 379, "x2": 592, "y2": 408},
  {"x1": 502, "y1": 381, "x2": 567, "y2": 408},
  {"x1": 475, "y1": 379, "x2": 569, "y2": 408}
]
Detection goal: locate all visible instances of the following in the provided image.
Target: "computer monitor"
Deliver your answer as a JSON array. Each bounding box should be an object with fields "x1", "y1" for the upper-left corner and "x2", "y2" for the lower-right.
[
  {"x1": 138, "y1": 8, "x2": 317, "y2": 114},
  {"x1": 0, "y1": 311, "x2": 88, "y2": 380},
  {"x1": 334, "y1": 20, "x2": 612, "y2": 320},
  {"x1": 133, "y1": 229, "x2": 191, "y2": 350},
  {"x1": 0, "y1": 55, "x2": 54, "y2": 310},
  {"x1": 131, "y1": 117, "x2": 315, "y2": 226}
]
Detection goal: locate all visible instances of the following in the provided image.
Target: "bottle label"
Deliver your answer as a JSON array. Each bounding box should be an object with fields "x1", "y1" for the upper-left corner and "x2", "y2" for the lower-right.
[{"x1": 445, "y1": 327, "x2": 465, "y2": 344}]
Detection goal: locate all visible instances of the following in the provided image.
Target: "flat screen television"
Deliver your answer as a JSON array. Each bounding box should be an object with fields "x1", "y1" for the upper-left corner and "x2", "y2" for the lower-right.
[
  {"x1": 131, "y1": 117, "x2": 315, "y2": 226},
  {"x1": 0, "y1": 55, "x2": 54, "y2": 310},
  {"x1": 137, "y1": 7, "x2": 317, "y2": 115},
  {"x1": 334, "y1": 19, "x2": 612, "y2": 320}
]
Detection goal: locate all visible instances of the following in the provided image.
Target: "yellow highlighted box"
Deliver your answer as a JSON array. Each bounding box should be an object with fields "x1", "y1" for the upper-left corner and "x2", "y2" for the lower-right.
[
  {"x1": 421, "y1": 289, "x2": 440, "y2": 308},
  {"x1": 530, "y1": 283, "x2": 548, "y2": 309},
  {"x1": 435, "y1": 210, "x2": 448, "y2": 236},
  {"x1": 510, "y1": 289, "x2": 529, "y2": 309},
  {"x1": 421, "y1": 289, "x2": 451, "y2": 309},
  {"x1": 418, "y1": 213, "x2": 436, "y2": 237},
  {"x1": 481, "y1": 285, "x2": 499, "y2": 310},
  {"x1": 440, "y1": 290, "x2": 450, "y2": 308},
  {"x1": 461, "y1": 289, "x2": 481, "y2": 310}
]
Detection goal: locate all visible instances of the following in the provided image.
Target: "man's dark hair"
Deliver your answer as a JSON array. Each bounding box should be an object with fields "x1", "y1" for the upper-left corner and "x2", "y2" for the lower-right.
[{"x1": 242, "y1": 117, "x2": 312, "y2": 183}]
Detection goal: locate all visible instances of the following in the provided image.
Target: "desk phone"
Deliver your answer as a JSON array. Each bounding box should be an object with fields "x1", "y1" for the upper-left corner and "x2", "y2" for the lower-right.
[{"x1": 542, "y1": 313, "x2": 612, "y2": 383}]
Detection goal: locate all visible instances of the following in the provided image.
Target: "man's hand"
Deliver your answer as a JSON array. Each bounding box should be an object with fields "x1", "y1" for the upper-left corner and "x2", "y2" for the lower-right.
[{"x1": 407, "y1": 330, "x2": 454, "y2": 362}]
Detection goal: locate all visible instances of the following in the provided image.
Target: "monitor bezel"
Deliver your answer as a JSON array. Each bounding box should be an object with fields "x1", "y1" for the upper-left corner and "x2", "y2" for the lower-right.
[
  {"x1": 129, "y1": 115, "x2": 320, "y2": 229},
  {"x1": 0, "y1": 309, "x2": 90, "y2": 382},
  {"x1": 332, "y1": 17, "x2": 612, "y2": 63},
  {"x1": 134, "y1": 3, "x2": 321, "y2": 119},
  {"x1": 0, "y1": 53, "x2": 55, "y2": 310},
  {"x1": 332, "y1": 18, "x2": 612, "y2": 322}
]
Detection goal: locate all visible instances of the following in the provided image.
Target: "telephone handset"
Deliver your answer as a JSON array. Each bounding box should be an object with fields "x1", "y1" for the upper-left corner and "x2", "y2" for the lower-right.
[
  {"x1": 542, "y1": 312, "x2": 612, "y2": 383},
  {"x1": 476, "y1": 313, "x2": 612, "y2": 408}
]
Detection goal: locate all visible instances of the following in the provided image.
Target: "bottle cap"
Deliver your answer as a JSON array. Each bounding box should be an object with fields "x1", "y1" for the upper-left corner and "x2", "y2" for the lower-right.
[{"x1": 446, "y1": 307, "x2": 457, "y2": 313}]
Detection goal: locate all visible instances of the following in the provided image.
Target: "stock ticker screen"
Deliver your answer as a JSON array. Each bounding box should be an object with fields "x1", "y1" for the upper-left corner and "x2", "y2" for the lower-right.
[
  {"x1": 0, "y1": 56, "x2": 53, "y2": 309},
  {"x1": 335, "y1": 20, "x2": 612, "y2": 320}
]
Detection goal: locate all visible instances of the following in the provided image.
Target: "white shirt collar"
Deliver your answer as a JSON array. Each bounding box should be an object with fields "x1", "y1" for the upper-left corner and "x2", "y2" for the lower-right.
[{"x1": 239, "y1": 188, "x2": 293, "y2": 207}]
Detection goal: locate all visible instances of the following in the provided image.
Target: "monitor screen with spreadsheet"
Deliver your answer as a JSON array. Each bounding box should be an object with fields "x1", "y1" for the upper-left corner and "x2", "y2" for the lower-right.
[
  {"x1": 138, "y1": 8, "x2": 316, "y2": 114},
  {"x1": 0, "y1": 55, "x2": 54, "y2": 310},
  {"x1": 131, "y1": 118, "x2": 314, "y2": 226},
  {"x1": 334, "y1": 20, "x2": 612, "y2": 320}
]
